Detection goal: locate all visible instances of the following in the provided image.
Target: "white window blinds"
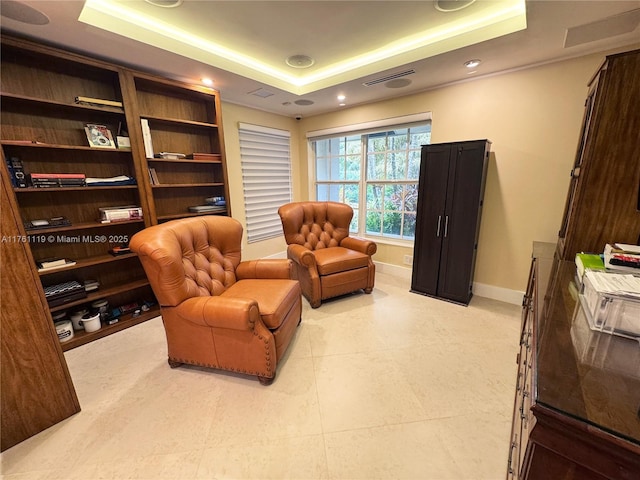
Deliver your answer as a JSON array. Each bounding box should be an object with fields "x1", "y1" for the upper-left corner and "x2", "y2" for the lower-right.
[{"x1": 239, "y1": 123, "x2": 292, "y2": 243}]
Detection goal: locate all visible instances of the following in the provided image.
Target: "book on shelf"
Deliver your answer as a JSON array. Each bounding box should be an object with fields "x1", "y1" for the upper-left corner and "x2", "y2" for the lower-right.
[
  {"x1": 186, "y1": 153, "x2": 221, "y2": 161},
  {"x1": 99, "y1": 205, "x2": 143, "y2": 223},
  {"x1": 75, "y1": 96, "x2": 123, "y2": 109},
  {"x1": 5, "y1": 156, "x2": 27, "y2": 188},
  {"x1": 188, "y1": 205, "x2": 226, "y2": 213},
  {"x1": 604, "y1": 243, "x2": 640, "y2": 273},
  {"x1": 84, "y1": 124, "x2": 116, "y2": 148},
  {"x1": 155, "y1": 152, "x2": 186, "y2": 160},
  {"x1": 37, "y1": 258, "x2": 77, "y2": 272},
  {"x1": 575, "y1": 253, "x2": 605, "y2": 282},
  {"x1": 148, "y1": 167, "x2": 159, "y2": 185},
  {"x1": 29, "y1": 173, "x2": 87, "y2": 188},
  {"x1": 85, "y1": 175, "x2": 136, "y2": 186},
  {"x1": 140, "y1": 119, "x2": 154, "y2": 158}
]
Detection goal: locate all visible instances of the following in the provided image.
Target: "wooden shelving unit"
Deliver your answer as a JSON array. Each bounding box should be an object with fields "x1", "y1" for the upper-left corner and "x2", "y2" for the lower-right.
[{"x1": 0, "y1": 34, "x2": 231, "y2": 351}]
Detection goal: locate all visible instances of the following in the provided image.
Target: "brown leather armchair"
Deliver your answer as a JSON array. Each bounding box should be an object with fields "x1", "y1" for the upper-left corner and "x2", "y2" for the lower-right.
[
  {"x1": 129, "y1": 215, "x2": 302, "y2": 385},
  {"x1": 278, "y1": 201, "x2": 377, "y2": 308}
]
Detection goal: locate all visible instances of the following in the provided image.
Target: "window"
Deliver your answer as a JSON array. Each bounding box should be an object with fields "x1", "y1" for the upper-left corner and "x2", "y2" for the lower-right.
[
  {"x1": 239, "y1": 123, "x2": 292, "y2": 243},
  {"x1": 311, "y1": 118, "x2": 431, "y2": 241}
]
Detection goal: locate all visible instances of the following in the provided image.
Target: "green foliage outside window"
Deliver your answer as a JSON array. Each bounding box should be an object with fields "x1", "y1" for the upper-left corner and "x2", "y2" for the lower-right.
[{"x1": 314, "y1": 124, "x2": 430, "y2": 240}]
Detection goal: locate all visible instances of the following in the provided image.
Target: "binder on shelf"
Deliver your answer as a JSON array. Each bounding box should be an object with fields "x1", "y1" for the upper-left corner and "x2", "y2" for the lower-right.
[{"x1": 140, "y1": 119, "x2": 154, "y2": 159}]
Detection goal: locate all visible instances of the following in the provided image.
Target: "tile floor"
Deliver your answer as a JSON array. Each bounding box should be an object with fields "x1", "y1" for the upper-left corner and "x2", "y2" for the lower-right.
[{"x1": 1, "y1": 272, "x2": 522, "y2": 480}]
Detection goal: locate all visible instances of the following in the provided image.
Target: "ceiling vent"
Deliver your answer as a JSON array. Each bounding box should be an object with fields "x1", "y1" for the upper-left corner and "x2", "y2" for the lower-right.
[
  {"x1": 248, "y1": 88, "x2": 275, "y2": 98},
  {"x1": 363, "y1": 70, "x2": 416, "y2": 87},
  {"x1": 564, "y1": 9, "x2": 640, "y2": 48}
]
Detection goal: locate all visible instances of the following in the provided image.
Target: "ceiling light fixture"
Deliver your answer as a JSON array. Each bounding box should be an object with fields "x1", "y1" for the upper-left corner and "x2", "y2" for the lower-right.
[
  {"x1": 337, "y1": 95, "x2": 346, "y2": 101},
  {"x1": 0, "y1": 1, "x2": 49, "y2": 25},
  {"x1": 435, "y1": 0, "x2": 477, "y2": 13},
  {"x1": 144, "y1": 0, "x2": 183, "y2": 8},
  {"x1": 286, "y1": 55, "x2": 315, "y2": 69},
  {"x1": 464, "y1": 59, "x2": 482, "y2": 68},
  {"x1": 201, "y1": 78, "x2": 214, "y2": 86}
]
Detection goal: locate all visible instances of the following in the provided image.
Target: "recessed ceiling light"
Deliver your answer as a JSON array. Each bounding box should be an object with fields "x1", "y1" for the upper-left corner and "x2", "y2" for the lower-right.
[
  {"x1": 464, "y1": 59, "x2": 482, "y2": 68},
  {"x1": 337, "y1": 95, "x2": 346, "y2": 101},
  {"x1": 294, "y1": 99, "x2": 314, "y2": 106},
  {"x1": 286, "y1": 55, "x2": 315, "y2": 69},
  {"x1": 144, "y1": 0, "x2": 183, "y2": 7},
  {"x1": 201, "y1": 78, "x2": 214, "y2": 86},
  {"x1": 339, "y1": 103, "x2": 346, "y2": 107},
  {"x1": 435, "y1": 0, "x2": 476, "y2": 13},
  {"x1": 0, "y1": 1, "x2": 49, "y2": 25}
]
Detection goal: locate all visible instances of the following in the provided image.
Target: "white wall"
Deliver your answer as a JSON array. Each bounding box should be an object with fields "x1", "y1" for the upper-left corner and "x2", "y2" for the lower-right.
[{"x1": 220, "y1": 48, "x2": 634, "y2": 296}]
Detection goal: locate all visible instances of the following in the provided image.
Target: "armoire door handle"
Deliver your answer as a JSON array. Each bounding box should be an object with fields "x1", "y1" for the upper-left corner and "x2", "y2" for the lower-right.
[
  {"x1": 436, "y1": 215, "x2": 442, "y2": 237},
  {"x1": 444, "y1": 215, "x2": 449, "y2": 237}
]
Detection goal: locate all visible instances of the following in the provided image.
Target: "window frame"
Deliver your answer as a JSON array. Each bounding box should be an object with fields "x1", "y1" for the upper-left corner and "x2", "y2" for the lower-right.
[{"x1": 309, "y1": 115, "x2": 431, "y2": 243}]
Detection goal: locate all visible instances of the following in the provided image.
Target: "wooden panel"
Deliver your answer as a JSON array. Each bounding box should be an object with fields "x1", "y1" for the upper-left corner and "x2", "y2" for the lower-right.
[
  {"x1": 0, "y1": 43, "x2": 121, "y2": 104},
  {"x1": 410, "y1": 144, "x2": 449, "y2": 296},
  {"x1": 1, "y1": 168, "x2": 80, "y2": 452},
  {"x1": 438, "y1": 141, "x2": 488, "y2": 303},
  {"x1": 146, "y1": 121, "x2": 217, "y2": 155},
  {"x1": 561, "y1": 50, "x2": 640, "y2": 259},
  {"x1": 134, "y1": 77, "x2": 216, "y2": 123}
]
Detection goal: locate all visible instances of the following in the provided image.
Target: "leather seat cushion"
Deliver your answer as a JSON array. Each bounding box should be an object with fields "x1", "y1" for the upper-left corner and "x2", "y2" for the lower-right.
[
  {"x1": 221, "y1": 279, "x2": 300, "y2": 330},
  {"x1": 313, "y1": 247, "x2": 370, "y2": 276}
]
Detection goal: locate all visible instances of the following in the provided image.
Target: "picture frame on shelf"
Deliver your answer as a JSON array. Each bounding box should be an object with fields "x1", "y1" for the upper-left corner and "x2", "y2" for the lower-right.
[{"x1": 84, "y1": 124, "x2": 115, "y2": 149}]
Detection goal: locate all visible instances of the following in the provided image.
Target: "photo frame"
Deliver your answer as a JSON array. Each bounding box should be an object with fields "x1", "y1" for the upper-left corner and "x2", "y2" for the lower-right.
[{"x1": 85, "y1": 123, "x2": 115, "y2": 148}]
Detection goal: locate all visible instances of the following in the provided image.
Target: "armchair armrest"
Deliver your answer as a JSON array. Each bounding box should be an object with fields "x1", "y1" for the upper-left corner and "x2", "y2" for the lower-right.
[
  {"x1": 237, "y1": 259, "x2": 294, "y2": 280},
  {"x1": 173, "y1": 295, "x2": 261, "y2": 331},
  {"x1": 287, "y1": 244, "x2": 317, "y2": 268},
  {"x1": 340, "y1": 236, "x2": 377, "y2": 256}
]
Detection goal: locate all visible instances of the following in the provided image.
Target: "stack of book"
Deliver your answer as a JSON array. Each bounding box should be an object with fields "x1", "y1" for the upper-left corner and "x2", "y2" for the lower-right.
[
  {"x1": 604, "y1": 243, "x2": 640, "y2": 273},
  {"x1": 188, "y1": 205, "x2": 226, "y2": 213},
  {"x1": 29, "y1": 173, "x2": 86, "y2": 188},
  {"x1": 186, "y1": 153, "x2": 221, "y2": 161},
  {"x1": 37, "y1": 257, "x2": 76, "y2": 272},
  {"x1": 99, "y1": 205, "x2": 143, "y2": 223}
]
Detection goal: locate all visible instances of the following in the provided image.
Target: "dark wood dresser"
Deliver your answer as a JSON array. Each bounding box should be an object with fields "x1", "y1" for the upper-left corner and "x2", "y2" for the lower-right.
[{"x1": 508, "y1": 242, "x2": 640, "y2": 479}]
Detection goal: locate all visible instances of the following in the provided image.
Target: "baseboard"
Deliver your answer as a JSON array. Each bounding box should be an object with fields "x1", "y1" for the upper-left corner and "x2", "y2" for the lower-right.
[
  {"x1": 472, "y1": 282, "x2": 524, "y2": 305},
  {"x1": 374, "y1": 261, "x2": 412, "y2": 281},
  {"x1": 272, "y1": 257, "x2": 523, "y2": 306},
  {"x1": 375, "y1": 262, "x2": 523, "y2": 305}
]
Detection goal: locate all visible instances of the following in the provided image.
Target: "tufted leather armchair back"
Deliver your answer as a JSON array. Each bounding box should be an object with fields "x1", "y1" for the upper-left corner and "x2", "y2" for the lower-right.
[
  {"x1": 279, "y1": 201, "x2": 353, "y2": 251},
  {"x1": 129, "y1": 216, "x2": 243, "y2": 307}
]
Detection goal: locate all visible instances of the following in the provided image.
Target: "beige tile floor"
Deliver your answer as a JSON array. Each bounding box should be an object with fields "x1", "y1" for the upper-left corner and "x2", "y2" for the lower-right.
[{"x1": 1, "y1": 272, "x2": 522, "y2": 480}]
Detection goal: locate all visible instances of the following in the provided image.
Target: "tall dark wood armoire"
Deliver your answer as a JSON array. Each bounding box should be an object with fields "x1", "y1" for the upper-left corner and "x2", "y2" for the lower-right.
[{"x1": 411, "y1": 140, "x2": 490, "y2": 305}]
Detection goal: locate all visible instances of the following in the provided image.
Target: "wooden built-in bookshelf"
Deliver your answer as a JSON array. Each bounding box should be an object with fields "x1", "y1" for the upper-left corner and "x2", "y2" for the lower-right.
[{"x1": 0, "y1": 34, "x2": 230, "y2": 352}]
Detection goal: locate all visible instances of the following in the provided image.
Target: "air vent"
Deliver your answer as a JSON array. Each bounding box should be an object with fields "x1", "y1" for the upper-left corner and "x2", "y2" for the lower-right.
[
  {"x1": 248, "y1": 88, "x2": 275, "y2": 98},
  {"x1": 363, "y1": 70, "x2": 416, "y2": 87}
]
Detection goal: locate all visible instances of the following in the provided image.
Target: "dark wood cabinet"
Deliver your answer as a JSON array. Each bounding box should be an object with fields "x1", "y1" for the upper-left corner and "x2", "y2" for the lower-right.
[
  {"x1": 557, "y1": 49, "x2": 640, "y2": 260},
  {"x1": 411, "y1": 140, "x2": 490, "y2": 305},
  {"x1": 509, "y1": 246, "x2": 640, "y2": 479}
]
